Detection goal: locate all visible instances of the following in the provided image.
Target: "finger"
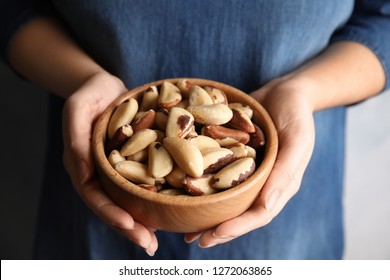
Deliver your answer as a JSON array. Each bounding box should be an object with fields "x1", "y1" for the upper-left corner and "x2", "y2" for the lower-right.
[
  {"x1": 197, "y1": 206, "x2": 268, "y2": 248},
  {"x1": 197, "y1": 228, "x2": 235, "y2": 248},
  {"x1": 211, "y1": 145, "x2": 311, "y2": 240},
  {"x1": 115, "y1": 222, "x2": 156, "y2": 253},
  {"x1": 79, "y1": 178, "x2": 158, "y2": 252},
  {"x1": 198, "y1": 124, "x2": 315, "y2": 246},
  {"x1": 197, "y1": 181, "x2": 294, "y2": 248},
  {"x1": 144, "y1": 228, "x2": 159, "y2": 257},
  {"x1": 62, "y1": 99, "x2": 96, "y2": 184},
  {"x1": 80, "y1": 177, "x2": 135, "y2": 230},
  {"x1": 184, "y1": 232, "x2": 203, "y2": 243}
]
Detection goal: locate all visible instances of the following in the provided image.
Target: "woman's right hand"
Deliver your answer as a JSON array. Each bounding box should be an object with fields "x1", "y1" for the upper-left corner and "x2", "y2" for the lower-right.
[{"x1": 62, "y1": 72, "x2": 158, "y2": 256}]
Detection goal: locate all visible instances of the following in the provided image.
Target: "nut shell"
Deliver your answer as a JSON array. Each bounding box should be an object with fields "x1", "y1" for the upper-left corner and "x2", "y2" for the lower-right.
[
  {"x1": 229, "y1": 108, "x2": 255, "y2": 133},
  {"x1": 202, "y1": 125, "x2": 250, "y2": 145},
  {"x1": 212, "y1": 157, "x2": 256, "y2": 189},
  {"x1": 106, "y1": 124, "x2": 133, "y2": 153},
  {"x1": 131, "y1": 109, "x2": 156, "y2": 133},
  {"x1": 201, "y1": 147, "x2": 234, "y2": 173},
  {"x1": 183, "y1": 174, "x2": 217, "y2": 196}
]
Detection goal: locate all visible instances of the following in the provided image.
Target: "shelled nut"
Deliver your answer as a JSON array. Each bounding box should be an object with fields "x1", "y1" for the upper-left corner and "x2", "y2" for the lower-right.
[
  {"x1": 148, "y1": 142, "x2": 174, "y2": 178},
  {"x1": 158, "y1": 81, "x2": 182, "y2": 108},
  {"x1": 212, "y1": 157, "x2": 256, "y2": 189},
  {"x1": 107, "y1": 98, "x2": 138, "y2": 139},
  {"x1": 106, "y1": 124, "x2": 133, "y2": 153},
  {"x1": 183, "y1": 174, "x2": 217, "y2": 196},
  {"x1": 187, "y1": 103, "x2": 233, "y2": 125},
  {"x1": 163, "y1": 137, "x2": 204, "y2": 178},
  {"x1": 120, "y1": 129, "x2": 158, "y2": 156},
  {"x1": 104, "y1": 80, "x2": 267, "y2": 196}
]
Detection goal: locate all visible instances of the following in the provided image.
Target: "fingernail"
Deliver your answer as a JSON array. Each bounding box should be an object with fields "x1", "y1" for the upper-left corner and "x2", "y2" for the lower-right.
[
  {"x1": 212, "y1": 232, "x2": 231, "y2": 239},
  {"x1": 112, "y1": 222, "x2": 134, "y2": 231},
  {"x1": 145, "y1": 247, "x2": 155, "y2": 257},
  {"x1": 199, "y1": 242, "x2": 217, "y2": 249},
  {"x1": 184, "y1": 233, "x2": 202, "y2": 243},
  {"x1": 266, "y1": 190, "x2": 279, "y2": 212}
]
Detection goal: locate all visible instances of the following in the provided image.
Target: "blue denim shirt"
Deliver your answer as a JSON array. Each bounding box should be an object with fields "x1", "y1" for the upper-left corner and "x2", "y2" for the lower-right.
[
  {"x1": 1, "y1": 0, "x2": 390, "y2": 260},
  {"x1": 1, "y1": 0, "x2": 390, "y2": 90}
]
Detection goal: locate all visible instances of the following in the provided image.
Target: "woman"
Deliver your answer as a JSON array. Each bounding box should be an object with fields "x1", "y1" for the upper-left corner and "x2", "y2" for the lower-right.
[{"x1": 1, "y1": 0, "x2": 389, "y2": 259}]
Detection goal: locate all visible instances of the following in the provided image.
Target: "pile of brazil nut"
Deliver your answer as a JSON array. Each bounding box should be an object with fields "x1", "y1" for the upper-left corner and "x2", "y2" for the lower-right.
[{"x1": 105, "y1": 79, "x2": 266, "y2": 196}]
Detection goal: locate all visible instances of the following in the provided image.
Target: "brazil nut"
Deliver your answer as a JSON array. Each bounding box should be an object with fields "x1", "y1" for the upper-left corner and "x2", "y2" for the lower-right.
[
  {"x1": 107, "y1": 98, "x2": 138, "y2": 139},
  {"x1": 165, "y1": 165, "x2": 186, "y2": 188},
  {"x1": 228, "y1": 108, "x2": 256, "y2": 133},
  {"x1": 211, "y1": 157, "x2": 256, "y2": 189},
  {"x1": 226, "y1": 143, "x2": 248, "y2": 160},
  {"x1": 106, "y1": 124, "x2": 133, "y2": 153},
  {"x1": 158, "y1": 81, "x2": 182, "y2": 109},
  {"x1": 202, "y1": 125, "x2": 250, "y2": 145},
  {"x1": 139, "y1": 86, "x2": 159, "y2": 111},
  {"x1": 114, "y1": 160, "x2": 164, "y2": 185},
  {"x1": 203, "y1": 85, "x2": 228, "y2": 105},
  {"x1": 187, "y1": 135, "x2": 220, "y2": 151},
  {"x1": 201, "y1": 147, "x2": 234, "y2": 173},
  {"x1": 183, "y1": 174, "x2": 218, "y2": 196},
  {"x1": 188, "y1": 85, "x2": 214, "y2": 106},
  {"x1": 176, "y1": 79, "x2": 192, "y2": 98},
  {"x1": 247, "y1": 124, "x2": 266, "y2": 149},
  {"x1": 131, "y1": 109, "x2": 156, "y2": 133},
  {"x1": 187, "y1": 103, "x2": 233, "y2": 125},
  {"x1": 165, "y1": 107, "x2": 194, "y2": 138},
  {"x1": 148, "y1": 142, "x2": 174, "y2": 178},
  {"x1": 228, "y1": 102, "x2": 253, "y2": 119},
  {"x1": 107, "y1": 149, "x2": 126, "y2": 167},
  {"x1": 120, "y1": 129, "x2": 157, "y2": 156},
  {"x1": 163, "y1": 137, "x2": 204, "y2": 178}
]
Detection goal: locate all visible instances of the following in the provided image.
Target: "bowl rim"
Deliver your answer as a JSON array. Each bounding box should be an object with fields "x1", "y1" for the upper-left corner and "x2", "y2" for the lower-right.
[{"x1": 92, "y1": 78, "x2": 278, "y2": 207}]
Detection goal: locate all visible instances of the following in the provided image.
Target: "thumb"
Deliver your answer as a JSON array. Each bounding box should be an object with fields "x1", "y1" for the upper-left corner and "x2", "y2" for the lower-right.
[
  {"x1": 62, "y1": 96, "x2": 95, "y2": 185},
  {"x1": 62, "y1": 73, "x2": 127, "y2": 185}
]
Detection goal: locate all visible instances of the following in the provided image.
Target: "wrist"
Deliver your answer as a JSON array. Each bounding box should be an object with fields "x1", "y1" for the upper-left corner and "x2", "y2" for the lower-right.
[
  {"x1": 283, "y1": 42, "x2": 386, "y2": 111},
  {"x1": 73, "y1": 71, "x2": 126, "y2": 98},
  {"x1": 266, "y1": 74, "x2": 321, "y2": 112},
  {"x1": 65, "y1": 72, "x2": 127, "y2": 115}
]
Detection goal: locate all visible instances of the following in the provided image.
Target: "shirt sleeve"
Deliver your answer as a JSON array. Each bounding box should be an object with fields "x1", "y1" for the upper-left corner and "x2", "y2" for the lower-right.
[
  {"x1": 330, "y1": 0, "x2": 390, "y2": 91},
  {"x1": 0, "y1": 0, "x2": 54, "y2": 65}
]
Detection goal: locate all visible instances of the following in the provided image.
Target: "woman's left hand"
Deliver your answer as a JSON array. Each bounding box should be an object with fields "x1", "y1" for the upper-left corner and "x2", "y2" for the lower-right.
[{"x1": 184, "y1": 77, "x2": 316, "y2": 247}]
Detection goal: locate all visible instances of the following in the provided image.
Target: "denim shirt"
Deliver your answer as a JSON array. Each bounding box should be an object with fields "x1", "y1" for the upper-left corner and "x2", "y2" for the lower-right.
[
  {"x1": 1, "y1": 0, "x2": 390, "y2": 91},
  {"x1": 1, "y1": 0, "x2": 390, "y2": 260},
  {"x1": 51, "y1": 0, "x2": 355, "y2": 91}
]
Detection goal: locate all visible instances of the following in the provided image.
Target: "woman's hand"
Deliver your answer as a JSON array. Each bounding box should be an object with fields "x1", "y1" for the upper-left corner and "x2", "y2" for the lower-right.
[
  {"x1": 62, "y1": 73, "x2": 158, "y2": 256},
  {"x1": 185, "y1": 77, "x2": 316, "y2": 247},
  {"x1": 184, "y1": 42, "x2": 386, "y2": 247}
]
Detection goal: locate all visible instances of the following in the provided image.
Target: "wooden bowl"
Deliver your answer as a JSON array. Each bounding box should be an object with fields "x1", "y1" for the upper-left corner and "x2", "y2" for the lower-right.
[{"x1": 92, "y1": 78, "x2": 278, "y2": 232}]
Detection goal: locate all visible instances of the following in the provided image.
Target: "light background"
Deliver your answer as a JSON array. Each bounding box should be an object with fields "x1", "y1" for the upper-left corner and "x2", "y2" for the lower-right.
[{"x1": 0, "y1": 62, "x2": 389, "y2": 259}]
